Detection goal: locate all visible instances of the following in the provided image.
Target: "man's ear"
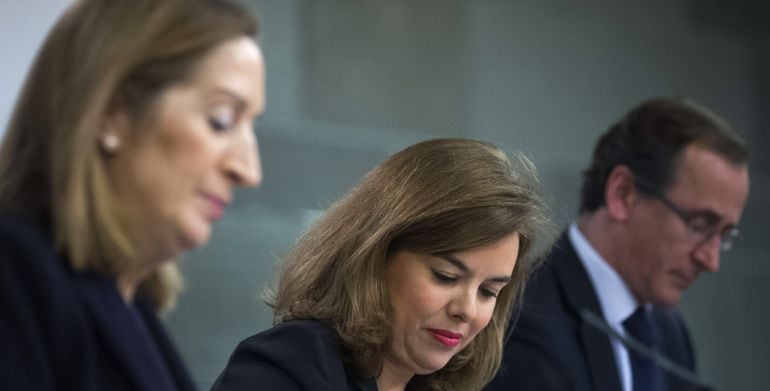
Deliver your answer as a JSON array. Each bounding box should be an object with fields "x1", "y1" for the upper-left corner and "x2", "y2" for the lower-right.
[{"x1": 604, "y1": 165, "x2": 637, "y2": 222}]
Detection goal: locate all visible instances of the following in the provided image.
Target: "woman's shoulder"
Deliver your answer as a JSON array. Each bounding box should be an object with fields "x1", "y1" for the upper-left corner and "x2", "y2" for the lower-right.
[
  {"x1": 0, "y1": 213, "x2": 72, "y2": 289},
  {"x1": 0, "y1": 213, "x2": 53, "y2": 253},
  {"x1": 234, "y1": 319, "x2": 343, "y2": 366},
  {"x1": 0, "y1": 213, "x2": 77, "y2": 296},
  {"x1": 0, "y1": 214, "x2": 96, "y2": 389},
  {"x1": 246, "y1": 319, "x2": 339, "y2": 347},
  {"x1": 213, "y1": 319, "x2": 372, "y2": 391}
]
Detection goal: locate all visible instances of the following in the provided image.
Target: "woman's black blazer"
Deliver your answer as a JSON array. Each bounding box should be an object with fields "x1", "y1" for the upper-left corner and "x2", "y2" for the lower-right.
[
  {"x1": 0, "y1": 214, "x2": 195, "y2": 390},
  {"x1": 213, "y1": 319, "x2": 377, "y2": 391}
]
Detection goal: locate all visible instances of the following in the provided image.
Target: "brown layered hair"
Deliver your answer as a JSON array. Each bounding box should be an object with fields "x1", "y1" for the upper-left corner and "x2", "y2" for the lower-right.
[
  {"x1": 0, "y1": 0, "x2": 257, "y2": 310},
  {"x1": 271, "y1": 138, "x2": 549, "y2": 390}
]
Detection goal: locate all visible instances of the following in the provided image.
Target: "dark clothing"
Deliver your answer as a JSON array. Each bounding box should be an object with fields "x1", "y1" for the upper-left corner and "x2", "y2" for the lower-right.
[
  {"x1": 213, "y1": 319, "x2": 377, "y2": 391},
  {"x1": 485, "y1": 234, "x2": 697, "y2": 391},
  {"x1": 624, "y1": 307, "x2": 666, "y2": 391},
  {"x1": 0, "y1": 214, "x2": 195, "y2": 390}
]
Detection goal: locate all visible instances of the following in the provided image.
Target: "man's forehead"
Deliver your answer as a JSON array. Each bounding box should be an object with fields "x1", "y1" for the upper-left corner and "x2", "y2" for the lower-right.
[{"x1": 668, "y1": 145, "x2": 750, "y2": 222}]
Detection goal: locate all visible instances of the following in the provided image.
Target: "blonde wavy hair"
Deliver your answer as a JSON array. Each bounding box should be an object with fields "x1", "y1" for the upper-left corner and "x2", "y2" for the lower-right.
[{"x1": 271, "y1": 138, "x2": 550, "y2": 390}]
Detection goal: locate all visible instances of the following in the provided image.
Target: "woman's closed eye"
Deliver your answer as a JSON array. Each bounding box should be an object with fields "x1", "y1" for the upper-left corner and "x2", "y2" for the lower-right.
[
  {"x1": 208, "y1": 106, "x2": 237, "y2": 132},
  {"x1": 479, "y1": 286, "x2": 499, "y2": 300},
  {"x1": 432, "y1": 269, "x2": 458, "y2": 284},
  {"x1": 208, "y1": 117, "x2": 231, "y2": 131}
]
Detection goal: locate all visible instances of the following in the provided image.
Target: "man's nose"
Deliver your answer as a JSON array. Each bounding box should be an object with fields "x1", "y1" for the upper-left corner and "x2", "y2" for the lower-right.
[{"x1": 693, "y1": 234, "x2": 721, "y2": 273}]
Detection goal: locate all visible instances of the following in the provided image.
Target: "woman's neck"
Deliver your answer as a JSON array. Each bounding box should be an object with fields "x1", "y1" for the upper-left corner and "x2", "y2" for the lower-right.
[{"x1": 376, "y1": 359, "x2": 413, "y2": 391}]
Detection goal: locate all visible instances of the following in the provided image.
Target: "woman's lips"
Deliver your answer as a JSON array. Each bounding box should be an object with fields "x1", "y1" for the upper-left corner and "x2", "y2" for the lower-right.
[
  {"x1": 201, "y1": 192, "x2": 228, "y2": 220},
  {"x1": 429, "y1": 329, "x2": 462, "y2": 348}
]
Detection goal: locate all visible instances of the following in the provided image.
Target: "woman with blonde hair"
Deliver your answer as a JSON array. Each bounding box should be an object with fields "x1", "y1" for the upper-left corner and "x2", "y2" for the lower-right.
[
  {"x1": 214, "y1": 138, "x2": 549, "y2": 390},
  {"x1": 0, "y1": 0, "x2": 265, "y2": 389}
]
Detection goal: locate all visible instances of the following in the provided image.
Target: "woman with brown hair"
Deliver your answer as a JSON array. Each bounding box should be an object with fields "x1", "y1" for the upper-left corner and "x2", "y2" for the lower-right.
[
  {"x1": 0, "y1": 1, "x2": 265, "y2": 389},
  {"x1": 214, "y1": 138, "x2": 550, "y2": 390}
]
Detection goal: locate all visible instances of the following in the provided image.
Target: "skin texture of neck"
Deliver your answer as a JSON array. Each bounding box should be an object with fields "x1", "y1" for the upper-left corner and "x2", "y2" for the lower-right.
[
  {"x1": 115, "y1": 229, "x2": 177, "y2": 304},
  {"x1": 376, "y1": 359, "x2": 413, "y2": 391}
]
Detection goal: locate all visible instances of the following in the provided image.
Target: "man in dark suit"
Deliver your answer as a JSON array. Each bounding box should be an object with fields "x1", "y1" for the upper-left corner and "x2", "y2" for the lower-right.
[{"x1": 486, "y1": 97, "x2": 750, "y2": 391}]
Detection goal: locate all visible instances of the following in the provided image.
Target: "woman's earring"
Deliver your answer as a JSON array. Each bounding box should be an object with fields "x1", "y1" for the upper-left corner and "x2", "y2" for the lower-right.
[{"x1": 101, "y1": 133, "x2": 121, "y2": 153}]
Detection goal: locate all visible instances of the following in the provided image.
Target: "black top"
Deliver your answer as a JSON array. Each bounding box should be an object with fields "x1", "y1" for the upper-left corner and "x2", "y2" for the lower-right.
[
  {"x1": 0, "y1": 214, "x2": 195, "y2": 390},
  {"x1": 485, "y1": 233, "x2": 697, "y2": 391},
  {"x1": 213, "y1": 319, "x2": 377, "y2": 391}
]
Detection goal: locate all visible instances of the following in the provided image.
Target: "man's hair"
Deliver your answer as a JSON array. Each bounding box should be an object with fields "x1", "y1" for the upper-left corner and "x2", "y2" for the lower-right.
[
  {"x1": 580, "y1": 97, "x2": 748, "y2": 213},
  {"x1": 271, "y1": 138, "x2": 550, "y2": 390},
  {"x1": 0, "y1": 0, "x2": 258, "y2": 311}
]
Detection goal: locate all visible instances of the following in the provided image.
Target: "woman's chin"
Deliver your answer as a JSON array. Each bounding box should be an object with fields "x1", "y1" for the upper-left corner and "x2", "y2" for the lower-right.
[{"x1": 179, "y1": 223, "x2": 212, "y2": 252}]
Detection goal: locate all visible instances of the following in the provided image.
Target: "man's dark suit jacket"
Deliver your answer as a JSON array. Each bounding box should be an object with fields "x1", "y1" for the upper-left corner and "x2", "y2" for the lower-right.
[
  {"x1": 213, "y1": 319, "x2": 377, "y2": 391},
  {"x1": 485, "y1": 234, "x2": 698, "y2": 391},
  {"x1": 0, "y1": 214, "x2": 195, "y2": 390}
]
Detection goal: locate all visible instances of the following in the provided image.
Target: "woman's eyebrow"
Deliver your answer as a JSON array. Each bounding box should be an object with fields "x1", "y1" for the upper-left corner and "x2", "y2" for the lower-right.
[
  {"x1": 209, "y1": 87, "x2": 246, "y2": 107},
  {"x1": 438, "y1": 253, "x2": 470, "y2": 273}
]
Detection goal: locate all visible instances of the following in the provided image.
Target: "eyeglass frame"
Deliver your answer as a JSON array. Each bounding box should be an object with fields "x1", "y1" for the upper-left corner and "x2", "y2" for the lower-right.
[{"x1": 633, "y1": 175, "x2": 740, "y2": 252}]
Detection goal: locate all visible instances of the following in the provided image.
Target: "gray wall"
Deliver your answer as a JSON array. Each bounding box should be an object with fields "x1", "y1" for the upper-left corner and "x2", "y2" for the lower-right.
[
  {"x1": 0, "y1": 0, "x2": 70, "y2": 131},
  {"x1": 3, "y1": 1, "x2": 769, "y2": 390}
]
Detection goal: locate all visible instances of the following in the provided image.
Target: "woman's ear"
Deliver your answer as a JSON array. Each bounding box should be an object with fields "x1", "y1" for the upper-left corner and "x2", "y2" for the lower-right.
[
  {"x1": 99, "y1": 105, "x2": 130, "y2": 154},
  {"x1": 100, "y1": 131, "x2": 121, "y2": 153},
  {"x1": 603, "y1": 165, "x2": 638, "y2": 222}
]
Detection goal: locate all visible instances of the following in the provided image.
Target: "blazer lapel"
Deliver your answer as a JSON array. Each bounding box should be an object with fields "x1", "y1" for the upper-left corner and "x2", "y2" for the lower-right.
[
  {"x1": 135, "y1": 301, "x2": 195, "y2": 391},
  {"x1": 76, "y1": 273, "x2": 175, "y2": 391},
  {"x1": 552, "y1": 235, "x2": 623, "y2": 391}
]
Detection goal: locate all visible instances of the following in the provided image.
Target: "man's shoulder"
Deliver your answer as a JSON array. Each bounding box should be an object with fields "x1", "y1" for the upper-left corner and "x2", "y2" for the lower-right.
[
  {"x1": 523, "y1": 234, "x2": 585, "y2": 304},
  {"x1": 490, "y1": 238, "x2": 597, "y2": 390},
  {"x1": 514, "y1": 232, "x2": 603, "y2": 341}
]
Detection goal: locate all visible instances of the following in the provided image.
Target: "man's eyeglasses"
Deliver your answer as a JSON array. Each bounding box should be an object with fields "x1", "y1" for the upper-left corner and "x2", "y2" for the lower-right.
[{"x1": 634, "y1": 176, "x2": 740, "y2": 252}]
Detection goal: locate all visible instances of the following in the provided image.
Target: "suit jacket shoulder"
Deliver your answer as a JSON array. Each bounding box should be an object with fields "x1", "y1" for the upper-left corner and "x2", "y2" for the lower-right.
[
  {"x1": 486, "y1": 234, "x2": 620, "y2": 391},
  {"x1": 486, "y1": 232, "x2": 698, "y2": 391},
  {"x1": 0, "y1": 214, "x2": 97, "y2": 390},
  {"x1": 213, "y1": 320, "x2": 376, "y2": 391},
  {"x1": 0, "y1": 215, "x2": 194, "y2": 391},
  {"x1": 74, "y1": 272, "x2": 196, "y2": 391}
]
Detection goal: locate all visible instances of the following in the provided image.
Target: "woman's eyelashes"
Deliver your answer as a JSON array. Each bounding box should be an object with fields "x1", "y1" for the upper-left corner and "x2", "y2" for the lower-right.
[
  {"x1": 479, "y1": 287, "x2": 498, "y2": 300},
  {"x1": 431, "y1": 269, "x2": 500, "y2": 300},
  {"x1": 208, "y1": 115, "x2": 233, "y2": 132},
  {"x1": 432, "y1": 269, "x2": 457, "y2": 283},
  {"x1": 207, "y1": 105, "x2": 237, "y2": 132}
]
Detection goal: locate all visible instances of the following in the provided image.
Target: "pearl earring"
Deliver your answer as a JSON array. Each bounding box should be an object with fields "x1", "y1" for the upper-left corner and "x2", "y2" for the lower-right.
[{"x1": 101, "y1": 133, "x2": 121, "y2": 153}]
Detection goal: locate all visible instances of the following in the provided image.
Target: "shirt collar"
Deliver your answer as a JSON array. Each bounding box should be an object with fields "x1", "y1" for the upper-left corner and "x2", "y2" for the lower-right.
[{"x1": 568, "y1": 223, "x2": 638, "y2": 325}]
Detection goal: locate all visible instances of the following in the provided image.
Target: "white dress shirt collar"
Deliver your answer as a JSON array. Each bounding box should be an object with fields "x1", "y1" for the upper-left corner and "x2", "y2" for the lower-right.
[{"x1": 568, "y1": 223, "x2": 638, "y2": 325}]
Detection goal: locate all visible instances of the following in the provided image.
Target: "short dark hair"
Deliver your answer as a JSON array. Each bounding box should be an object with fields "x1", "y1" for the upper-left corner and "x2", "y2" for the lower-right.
[{"x1": 579, "y1": 97, "x2": 749, "y2": 213}]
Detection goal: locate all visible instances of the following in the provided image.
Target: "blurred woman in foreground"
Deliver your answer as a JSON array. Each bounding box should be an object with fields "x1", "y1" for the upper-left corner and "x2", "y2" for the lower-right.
[
  {"x1": 0, "y1": 0, "x2": 264, "y2": 389},
  {"x1": 214, "y1": 139, "x2": 549, "y2": 391}
]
